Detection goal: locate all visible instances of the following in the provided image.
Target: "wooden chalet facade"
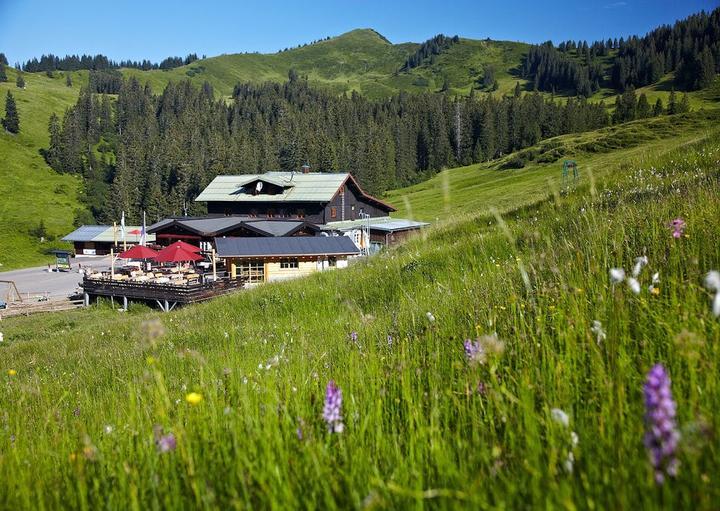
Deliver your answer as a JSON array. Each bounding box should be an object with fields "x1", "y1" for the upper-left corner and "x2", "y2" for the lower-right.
[{"x1": 195, "y1": 171, "x2": 395, "y2": 224}]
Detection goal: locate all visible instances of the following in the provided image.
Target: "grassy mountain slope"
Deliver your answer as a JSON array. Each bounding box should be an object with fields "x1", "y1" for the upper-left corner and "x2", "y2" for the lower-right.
[
  {"x1": 385, "y1": 109, "x2": 720, "y2": 221},
  {"x1": 1, "y1": 123, "x2": 718, "y2": 508},
  {"x1": 0, "y1": 68, "x2": 89, "y2": 271},
  {"x1": 120, "y1": 29, "x2": 530, "y2": 99}
]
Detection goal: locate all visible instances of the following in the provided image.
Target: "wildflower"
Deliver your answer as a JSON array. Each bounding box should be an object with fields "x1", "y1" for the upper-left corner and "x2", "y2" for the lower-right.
[
  {"x1": 551, "y1": 408, "x2": 570, "y2": 428},
  {"x1": 349, "y1": 331, "x2": 358, "y2": 344},
  {"x1": 627, "y1": 277, "x2": 641, "y2": 295},
  {"x1": 632, "y1": 256, "x2": 648, "y2": 278},
  {"x1": 464, "y1": 339, "x2": 484, "y2": 364},
  {"x1": 0, "y1": 332, "x2": 3, "y2": 343},
  {"x1": 322, "y1": 380, "x2": 344, "y2": 433},
  {"x1": 464, "y1": 334, "x2": 504, "y2": 365},
  {"x1": 609, "y1": 268, "x2": 626, "y2": 284},
  {"x1": 157, "y1": 433, "x2": 177, "y2": 453},
  {"x1": 704, "y1": 271, "x2": 720, "y2": 317},
  {"x1": 648, "y1": 273, "x2": 660, "y2": 294},
  {"x1": 185, "y1": 392, "x2": 203, "y2": 405},
  {"x1": 7, "y1": 369, "x2": 16, "y2": 376},
  {"x1": 387, "y1": 334, "x2": 393, "y2": 348},
  {"x1": 643, "y1": 364, "x2": 680, "y2": 484},
  {"x1": 104, "y1": 425, "x2": 114, "y2": 435},
  {"x1": 83, "y1": 445, "x2": 98, "y2": 461},
  {"x1": 669, "y1": 218, "x2": 686, "y2": 239},
  {"x1": 563, "y1": 451, "x2": 575, "y2": 473},
  {"x1": 296, "y1": 418, "x2": 305, "y2": 440},
  {"x1": 590, "y1": 320, "x2": 606, "y2": 345},
  {"x1": 426, "y1": 312, "x2": 436, "y2": 323}
]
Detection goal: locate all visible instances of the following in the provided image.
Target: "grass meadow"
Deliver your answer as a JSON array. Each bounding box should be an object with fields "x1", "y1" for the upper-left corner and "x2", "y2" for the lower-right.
[{"x1": 0, "y1": 127, "x2": 719, "y2": 508}]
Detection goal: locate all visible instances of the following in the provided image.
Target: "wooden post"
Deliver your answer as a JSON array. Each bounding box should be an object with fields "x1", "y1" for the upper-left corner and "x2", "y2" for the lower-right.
[
  {"x1": 110, "y1": 248, "x2": 115, "y2": 280},
  {"x1": 230, "y1": 261, "x2": 237, "y2": 279},
  {"x1": 123, "y1": 296, "x2": 128, "y2": 310}
]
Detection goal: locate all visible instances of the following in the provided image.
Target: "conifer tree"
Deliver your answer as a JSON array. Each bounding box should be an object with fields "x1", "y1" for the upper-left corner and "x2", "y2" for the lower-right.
[
  {"x1": 698, "y1": 48, "x2": 717, "y2": 90},
  {"x1": 0, "y1": 63, "x2": 7, "y2": 82},
  {"x1": 2, "y1": 91, "x2": 19, "y2": 133},
  {"x1": 653, "y1": 98, "x2": 664, "y2": 116},
  {"x1": 0, "y1": 53, "x2": 8, "y2": 66},
  {"x1": 678, "y1": 93, "x2": 690, "y2": 114},
  {"x1": 66, "y1": 73, "x2": 73, "y2": 87},
  {"x1": 636, "y1": 93, "x2": 651, "y2": 118},
  {"x1": 16, "y1": 72, "x2": 25, "y2": 88}
]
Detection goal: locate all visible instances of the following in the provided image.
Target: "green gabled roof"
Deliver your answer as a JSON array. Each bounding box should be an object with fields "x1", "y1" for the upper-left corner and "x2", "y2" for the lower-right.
[{"x1": 196, "y1": 172, "x2": 350, "y2": 203}]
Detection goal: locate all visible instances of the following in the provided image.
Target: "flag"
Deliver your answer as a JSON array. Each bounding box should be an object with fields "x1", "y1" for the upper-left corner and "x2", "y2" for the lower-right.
[
  {"x1": 140, "y1": 211, "x2": 147, "y2": 246},
  {"x1": 120, "y1": 211, "x2": 126, "y2": 242}
]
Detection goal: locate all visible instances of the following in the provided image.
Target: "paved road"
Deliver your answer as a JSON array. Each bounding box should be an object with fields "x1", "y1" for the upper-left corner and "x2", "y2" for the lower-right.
[{"x1": 0, "y1": 256, "x2": 111, "y2": 299}]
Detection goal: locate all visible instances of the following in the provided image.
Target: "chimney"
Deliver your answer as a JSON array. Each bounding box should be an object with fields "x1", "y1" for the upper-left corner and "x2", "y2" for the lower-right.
[{"x1": 301, "y1": 163, "x2": 311, "y2": 174}]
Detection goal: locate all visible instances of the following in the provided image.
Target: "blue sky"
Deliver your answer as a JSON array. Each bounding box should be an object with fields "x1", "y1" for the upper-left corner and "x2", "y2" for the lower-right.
[{"x1": 0, "y1": 0, "x2": 716, "y2": 64}]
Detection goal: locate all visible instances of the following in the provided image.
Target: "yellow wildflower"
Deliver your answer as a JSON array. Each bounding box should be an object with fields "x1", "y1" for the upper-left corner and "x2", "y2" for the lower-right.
[
  {"x1": 651, "y1": 287, "x2": 660, "y2": 296},
  {"x1": 185, "y1": 392, "x2": 203, "y2": 405},
  {"x1": 7, "y1": 369, "x2": 16, "y2": 376}
]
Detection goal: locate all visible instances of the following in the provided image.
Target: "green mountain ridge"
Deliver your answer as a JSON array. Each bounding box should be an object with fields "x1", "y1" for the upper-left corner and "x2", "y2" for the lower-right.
[{"x1": 119, "y1": 29, "x2": 529, "y2": 99}]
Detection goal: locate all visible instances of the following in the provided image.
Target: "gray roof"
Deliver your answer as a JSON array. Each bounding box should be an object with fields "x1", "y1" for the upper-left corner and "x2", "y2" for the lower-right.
[
  {"x1": 215, "y1": 236, "x2": 360, "y2": 258},
  {"x1": 148, "y1": 217, "x2": 316, "y2": 237},
  {"x1": 63, "y1": 225, "x2": 155, "y2": 243},
  {"x1": 196, "y1": 172, "x2": 350, "y2": 203},
  {"x1": 244, "y1": 220, "x2": 315, "y2": 236},
  {"x1": 323, "y1": 217, "x2": 430, "y2": 232}
]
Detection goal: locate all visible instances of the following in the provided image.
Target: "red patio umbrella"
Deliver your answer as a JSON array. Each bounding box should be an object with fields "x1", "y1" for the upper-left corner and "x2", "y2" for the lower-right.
[
  {"x1": 154, "y1": 245, "x2": 205, "y2": 263},
  {"x1": 165, "y1": 240, "x2": 202, "y2": 253},
  {"x1": 117, "y1": 245, "x2": 159, "y2": 259},
  {"x1": 127, "y1": 229, "x2": 142, "y2": 235}
]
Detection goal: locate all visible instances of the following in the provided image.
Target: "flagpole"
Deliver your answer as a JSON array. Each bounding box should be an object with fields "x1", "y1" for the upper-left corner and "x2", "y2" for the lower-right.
[{"x1": 121, "y1": 210, "x2": 127, "y2": 251}]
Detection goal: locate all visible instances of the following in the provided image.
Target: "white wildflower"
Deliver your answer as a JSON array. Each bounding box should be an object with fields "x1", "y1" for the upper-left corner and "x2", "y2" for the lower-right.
[
  {"x1": 632, "y1": 256, "x2": 648, "y2": 278},
  {"x1": 590, "y1": 320, "x2": 606, "y2": 345},
  {"x1": 0, "y1": 332, "x2": 3, "y2": 343},
  {"x1": 705, "y1": 271, "x2": 720, "y2": 317},
  {"x1": 564, "y1": 451, "x2": 575, "y2": 473},
  {"x1": 104, "y1": 425, "x2": 113, "y2": 434},
  {"x1": 610, "y1": 268, "x2": 626, "y2": 284},
  {"x1": 570, "y1": 431, "x2": 579, "y2": 447},
  {"x1": 705, "y1": 271, "x2": 720, "y2": 292},
  {"x1": 551, "y1": 408, "x2": 570, "y2": 428},
  {"x1": 627, "y1": 277, "x2": 641, "y2": 295},
  {"x1": 426, "y1": 312, "x2": 436, "y2": 323}
]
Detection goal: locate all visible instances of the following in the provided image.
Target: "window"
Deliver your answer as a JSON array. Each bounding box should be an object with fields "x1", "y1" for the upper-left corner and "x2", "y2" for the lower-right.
[
  {"x1": 280, "y1": 259, "x2": 299, "y2": 269},
  {"x1": 330, "y1": 207, "x2": 337, "y2": 219},
  {"x1": 328, "y1": 257, "x2": 337, "y2": 267},
  {"x1": 238, "y1": 260, "x2": 264, "y2": 283}
]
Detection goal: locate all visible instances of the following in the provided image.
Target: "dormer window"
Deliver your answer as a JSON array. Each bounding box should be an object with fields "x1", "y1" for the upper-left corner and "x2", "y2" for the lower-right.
[{"x1": 234, "y1": 176, "x2": 294, "y2": 197}]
